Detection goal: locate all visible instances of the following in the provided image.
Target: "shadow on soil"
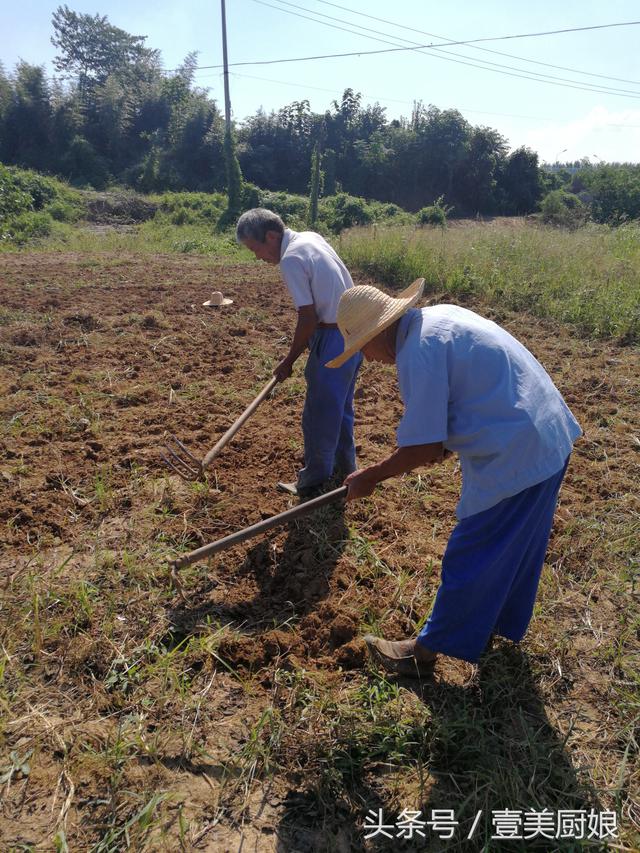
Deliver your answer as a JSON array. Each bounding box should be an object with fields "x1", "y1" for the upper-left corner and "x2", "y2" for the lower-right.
[
  {"x1": 275, "y1": 645, "x2": 603, "y2": 852},
  {"x1": 167, "y1": 502, "x2": 348, "y2": 638}
]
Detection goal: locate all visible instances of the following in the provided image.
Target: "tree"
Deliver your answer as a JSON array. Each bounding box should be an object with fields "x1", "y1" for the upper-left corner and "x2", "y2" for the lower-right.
[
  {"x1": 51, "y1": 5, "x2": 158, "y2": 88},
  {"x1": 578, "y1": 164, "x2": 640, "y2": 223},
  {"x1": 1, "y1": 63, "x2": 53, "y2": 171},
  {"x1": 498, "y1": 147, "x2": 542, "y2": 214},
  {"x1": 457, "y1": 127, "x2": 508, "y2": 214}
]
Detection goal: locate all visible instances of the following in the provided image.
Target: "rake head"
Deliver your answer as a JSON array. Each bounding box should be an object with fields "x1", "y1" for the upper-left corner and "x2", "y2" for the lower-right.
[{"x1": 161, "y1": 434, "x2": 204, "y2": 481}]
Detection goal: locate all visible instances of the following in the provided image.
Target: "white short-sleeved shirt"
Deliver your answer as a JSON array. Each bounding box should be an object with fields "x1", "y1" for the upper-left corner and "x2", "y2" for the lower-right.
[
  {"x1": 278, "y1": 228, "x2": 354, "y2": 323},
  {"x1": 395, "y1": 305, "x2": 582, "y2": 519}
]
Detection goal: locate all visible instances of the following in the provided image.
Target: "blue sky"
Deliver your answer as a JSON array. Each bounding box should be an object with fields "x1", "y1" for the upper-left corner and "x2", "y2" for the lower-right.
[{"x1": 3, "y1": 0, "x2": 640, "y2": 162}]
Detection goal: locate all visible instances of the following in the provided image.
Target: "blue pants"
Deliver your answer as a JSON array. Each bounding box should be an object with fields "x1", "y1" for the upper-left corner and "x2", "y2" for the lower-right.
[
  {"x1": 418, "y1": 458, "x2": 570, "y2": 663},
  {"x1": 297, "y1": 328, "x2": 362, "y2": 489}
]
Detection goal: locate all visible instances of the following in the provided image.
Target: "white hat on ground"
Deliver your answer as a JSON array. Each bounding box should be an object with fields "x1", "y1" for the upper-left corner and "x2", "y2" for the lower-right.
[{"x1": 203, "y1": 291, "x2": 234, "y2": 307}]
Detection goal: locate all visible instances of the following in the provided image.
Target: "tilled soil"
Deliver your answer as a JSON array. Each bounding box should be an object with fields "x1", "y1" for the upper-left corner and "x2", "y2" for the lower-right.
[{"x1": 1, "y1": 252, "x2": 638, "y2": 850}]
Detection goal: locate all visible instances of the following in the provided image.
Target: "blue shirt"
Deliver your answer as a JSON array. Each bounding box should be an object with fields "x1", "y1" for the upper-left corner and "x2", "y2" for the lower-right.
[{"x1": 395, "y1": 306, "x2": 582, "y2": 519}]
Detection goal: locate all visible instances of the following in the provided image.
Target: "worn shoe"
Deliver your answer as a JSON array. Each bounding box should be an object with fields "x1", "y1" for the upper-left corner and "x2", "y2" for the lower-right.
[
  {"x1": 276, "y1": 481, "x2": 324, "y2": 500},
  {"x1": 277, "y1": 481, "x2": 300, "y2": 497},
  {"x1": 364, "y1": 635, "x2": 436, "y2": 678}
]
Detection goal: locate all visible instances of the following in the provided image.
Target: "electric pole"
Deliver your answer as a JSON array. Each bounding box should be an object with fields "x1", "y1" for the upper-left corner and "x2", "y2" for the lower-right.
[
  {"x1": 221, "y1": 0, "x2": 231, "y2": 132},
  {"x1": 219, "y1": 0, "x2": 243, "y2": 225}
]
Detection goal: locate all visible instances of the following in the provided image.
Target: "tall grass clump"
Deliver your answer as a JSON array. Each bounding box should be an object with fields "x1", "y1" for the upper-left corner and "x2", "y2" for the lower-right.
[{"x1": 339, "y1": 222, "x2": 640, "y2": 343}]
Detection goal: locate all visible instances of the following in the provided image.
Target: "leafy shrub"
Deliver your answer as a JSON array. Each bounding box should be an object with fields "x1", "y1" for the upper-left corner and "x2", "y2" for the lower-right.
[
  {"x1": 156, "y1": 191, "x2": 226, "y2": 226},
  {"x1": 539, "y1": 189, "x2": 588, "y2": 229},
  {"x1": 46, "y1": 199, "x2": 82, "y2": 223},
  {"x1": 320, "y1": 193, "x2": 373, "y2": 233},
  {"x1": 241, "y1": 182, "x2": 261, "y2": 210},
  {"x1": 577, "y1": 164, "x2": 640, "y2": 224},
  {"x1": 259, "y1": 189, "x2": 309, "y2": 227},
  {"x1": 417, "y1": 196, "x2": 452, "y2": 227},
  {"x1": 0, "y1": 163, "x2": 85, "y2": 245},
  {"x1": 3, "y1": 211, "x2": 54, "y2": 244},
  {"x1": 0, "y1": 166, "x2": 33, "y2": 220},
  {"x1": 60, "y1": 136, "x2": 110, "y2": 190}
]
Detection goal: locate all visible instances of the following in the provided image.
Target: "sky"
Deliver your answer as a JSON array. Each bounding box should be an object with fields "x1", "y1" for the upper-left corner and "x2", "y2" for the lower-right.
[{"x1": 3, "y1": 0, "x2": 640, "y2": 163}]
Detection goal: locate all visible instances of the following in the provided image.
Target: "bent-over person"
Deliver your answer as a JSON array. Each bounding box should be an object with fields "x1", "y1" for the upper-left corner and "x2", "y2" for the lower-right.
[
  {"x1": 327, "y1": 279, "x2": 582, "y2": 676},
  {"x1": 236, "y1": 208, "x2": 362, "y2": 498}
]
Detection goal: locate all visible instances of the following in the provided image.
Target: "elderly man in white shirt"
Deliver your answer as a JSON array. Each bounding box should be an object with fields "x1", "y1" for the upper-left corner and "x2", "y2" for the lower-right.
[
  {"x1": 236, "y1": 208, "x2": 362, "y2": 498},
  {"x1": 327, "y1": 279, "x2": 582, "y2": 676}
]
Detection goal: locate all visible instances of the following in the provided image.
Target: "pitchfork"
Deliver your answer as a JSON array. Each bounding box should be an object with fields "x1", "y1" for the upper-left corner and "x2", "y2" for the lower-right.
[{"x1": 162, "y1": 376, "x2": 279, "y2": 480}]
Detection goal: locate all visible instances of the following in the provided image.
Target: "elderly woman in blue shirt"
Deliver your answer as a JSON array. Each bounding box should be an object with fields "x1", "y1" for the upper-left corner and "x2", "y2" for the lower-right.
[{"x1": 327, "y1": 279, "x2": 582, "y2": 676}]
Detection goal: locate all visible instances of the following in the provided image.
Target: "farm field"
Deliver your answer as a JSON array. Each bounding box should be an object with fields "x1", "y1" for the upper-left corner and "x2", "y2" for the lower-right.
[{"x1": 0, "y1": 248, "x2": 639, "y2": 850}]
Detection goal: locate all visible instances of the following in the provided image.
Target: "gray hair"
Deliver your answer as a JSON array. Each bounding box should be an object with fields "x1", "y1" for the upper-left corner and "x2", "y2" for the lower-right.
[{"x1": 236, "y1": 208, "x2": 285, "y2": 243}]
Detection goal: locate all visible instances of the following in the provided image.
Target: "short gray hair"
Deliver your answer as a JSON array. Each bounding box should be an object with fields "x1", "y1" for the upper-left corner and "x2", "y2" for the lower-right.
[{"x1": 236, "y1": 208, "x2": 285, "y2": 243}]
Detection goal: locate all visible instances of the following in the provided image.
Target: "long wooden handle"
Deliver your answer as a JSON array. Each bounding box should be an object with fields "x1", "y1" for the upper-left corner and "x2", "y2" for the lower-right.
[
  {"x1": 171, "y1": 486, "x2": 348, "y2": 570},
  {"x1": 202, "y1": 376, "x2": 278, "y2": 471}
]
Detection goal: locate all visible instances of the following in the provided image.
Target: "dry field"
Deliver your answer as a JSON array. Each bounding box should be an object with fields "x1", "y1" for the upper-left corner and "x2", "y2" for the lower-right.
[{"x1": 0, "y1": 251, "x2": 638, "y2": 851}]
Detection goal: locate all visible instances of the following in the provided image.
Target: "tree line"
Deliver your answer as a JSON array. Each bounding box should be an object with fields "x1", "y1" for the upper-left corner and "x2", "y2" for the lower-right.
[{"x1": 1, "y1": 6, "x2": 638, "y2": 222}]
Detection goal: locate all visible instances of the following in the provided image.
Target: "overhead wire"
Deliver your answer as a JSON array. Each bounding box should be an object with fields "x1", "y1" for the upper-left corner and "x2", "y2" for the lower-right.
[
  {"x1": 242, "y1": 0, "x2": 640, "y2": 100},
  {"x1": 310, "y1": 0, "x2": 640, "y2": 87},
  {"x1": 227, "y1": 70, "x2": 556, "y2": 119},
  {"x1": 262, "y1": 0, "x2": 640, "y2": 96},
  {"x1": 226, "y1": 69, "x2": 640, "y2": 128},
  {"x1": 178, "y1": 17, "x2": 640, "y2": 73}
]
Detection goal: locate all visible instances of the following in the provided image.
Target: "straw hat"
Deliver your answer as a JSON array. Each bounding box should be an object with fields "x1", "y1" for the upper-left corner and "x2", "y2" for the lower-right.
[
  {"x1": 326, "y1": 278, "x2": 425, "y2": 368},
  {"x1": 203, "y1": 291, "x2": 233, "y2": 307}
]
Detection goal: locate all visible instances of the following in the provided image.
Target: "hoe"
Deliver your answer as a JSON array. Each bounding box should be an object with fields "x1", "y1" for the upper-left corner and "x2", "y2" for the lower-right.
[{"x1": 169, "y1": 485, "x2": 348, "y2": 597}]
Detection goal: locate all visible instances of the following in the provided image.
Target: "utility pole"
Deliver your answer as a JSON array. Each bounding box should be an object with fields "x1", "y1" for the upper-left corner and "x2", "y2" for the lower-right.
[
  {"x1": 219, "y1": 0, "x2": 243, "y2": 225},
  {"x1": 221, "y1": 0, "x2": 231, "y2": 132}
]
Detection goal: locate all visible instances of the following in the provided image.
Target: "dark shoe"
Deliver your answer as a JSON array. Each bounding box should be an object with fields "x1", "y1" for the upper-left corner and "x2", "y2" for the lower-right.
[{"x1": 364, "y1": 634, "x2": 436, "y2": 678}]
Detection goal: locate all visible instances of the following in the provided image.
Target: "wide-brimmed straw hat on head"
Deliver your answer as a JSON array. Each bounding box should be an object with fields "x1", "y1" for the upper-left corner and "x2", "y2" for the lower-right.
[
  {"x1": 203, "y1": 291, "x2": 233, "y2": 307},
  {"x1": 326, "y1": 277, "x2": 425, "y2": 368}
]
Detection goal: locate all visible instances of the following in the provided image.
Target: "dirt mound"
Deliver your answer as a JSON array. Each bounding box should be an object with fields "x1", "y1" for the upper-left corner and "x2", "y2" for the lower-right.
[{"x1": 83, "y1": 191, "x2": 158, "y2": 223}]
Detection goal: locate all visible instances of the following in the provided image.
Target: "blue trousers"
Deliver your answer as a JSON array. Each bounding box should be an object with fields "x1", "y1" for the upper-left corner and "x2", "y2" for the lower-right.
[
  {"x1": 297, "y1": 328, "x2": 362, "y2": 489},
  {"x1": 417, "y1": 458, "x2": 570, "y2": 663}
]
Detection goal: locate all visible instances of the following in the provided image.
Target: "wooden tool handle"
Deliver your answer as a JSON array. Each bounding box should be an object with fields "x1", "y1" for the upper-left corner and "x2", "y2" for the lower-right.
[
  {"x1": 202, "y1": 376, "x2": 278, "y2": 471},
  {"x1": 171, "y1": 485, "x2": 348, "y2": 570}
]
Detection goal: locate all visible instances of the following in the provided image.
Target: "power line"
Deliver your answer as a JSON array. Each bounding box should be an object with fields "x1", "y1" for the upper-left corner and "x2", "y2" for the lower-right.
[
  {"x1": 264, "y1": 0, "x2": 640, "y2": 97},
  {"x1": 243, "y1": 0, "x2": 640, "y2": 100},
  {"x1": 228, "y1": 69, "x2": 640, "y2": 129},
  {"x1": 182, "y1": 17, "x2": 640, "y2": 75},
  {"x1": 228, "y1": 70, "x2": 553, "y2": 118},
  {"x1": 311, "y1": 0, "x2": 640, "y2": 87}
]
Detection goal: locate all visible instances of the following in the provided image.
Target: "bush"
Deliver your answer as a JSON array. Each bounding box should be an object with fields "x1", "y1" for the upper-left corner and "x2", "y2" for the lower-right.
[
  {"x1": 417, "y1": 196, "x2": 451, "y2": 227},
  {"x1": 2, "y1": 211, "x2": 54, "y2": 244},
  {"x1": 320, "y1": 193, "x2": 374, "y2": 233},
  {"x1": 60, "y1": 136, "x2": 110, "y2": 190},
  {"x1": 0, "y1": 163, "x2": 85, "y2": 245},
  {"x1": 47, "y1": 199, "x2": 82, "y2": 223},
  {"x1": 577, "y1": 164, "x2": 640, "y2": 224},
  {"x1": 0, "y1": 166, "x2": 33, "y2": 220},
  {"x1": 156, "y1": 191, "x2": 227, "y2": 226},
  {"x1": 539, "y1": 189, "x2": 589, "y2": 229},
  {"x1": 259, "y1": 189, "x2": 309, "y2": 228}
]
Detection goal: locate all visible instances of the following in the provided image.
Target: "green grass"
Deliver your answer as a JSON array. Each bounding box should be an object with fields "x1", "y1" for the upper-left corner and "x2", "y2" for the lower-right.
[
  {"x1": 340, "y1": 221, "x2": 640, "y2": 343},
  {"x1": 4, "y1": 219, "x2": 252, "y2": 258}
]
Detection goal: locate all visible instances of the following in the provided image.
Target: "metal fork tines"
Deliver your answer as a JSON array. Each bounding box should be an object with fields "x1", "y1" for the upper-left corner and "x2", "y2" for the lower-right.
[{"x1": 161, "y1": 434, "x2": 203, "y2": 481}]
